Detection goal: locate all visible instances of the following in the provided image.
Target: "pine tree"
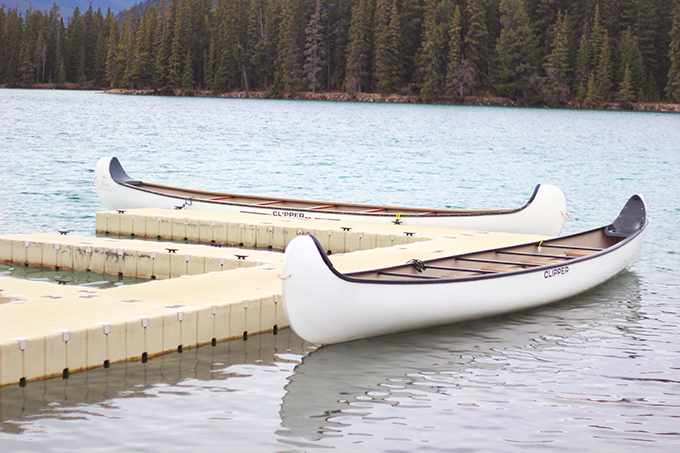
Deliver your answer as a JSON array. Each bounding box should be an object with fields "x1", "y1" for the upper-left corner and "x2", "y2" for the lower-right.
[
  {"x1": 637, "y1": 0, "x2": 665, "y2": 98},
  {"x1": 444, "y1": 4, "x2": 461, "y2": 97},
  {"x1": 616, "y1": 28, "x2": 644, "y2": 100},
  {"x1": 345, "y1": 0, "x2": 373, "y2": 93},
  {"x1": 105, "y1": 11, "x2": 121, "y2": 87},
  {"x1": 262, "y1": 0, "x2": 283, "y2": 96},
  {"x1": 66, "y1": 7, "x2": 85, "y2": 83},
  {"x1": 574, "y1": 5, "x2": 606, "y2": 101},
  {"x1": 531, "y1": 0, "x2": 560, "y2": 54},
  {"x1": 19, "y1": 9, "x2": 45, "y2": 86},
  {"x1": 666, "y1": 0, "x2": 680, "y2": 102},
  {"x1": 129, "y1": 6, "x2": 159, "y2": 87},
  {"x1": 304, "y1": 0, "x2": 327, "y2": 92},
  {"x1": 400, "y1": 0, "x2": 423, "y2": 89},
  {"x1": 574, "y1": 27, "x2": 592, "y2": 100},
  {"x1": 2, "y1": 9, "x2": 24, "y2": 86},
  {"x1": 246, "y1": 0, "x2": 270, "y2": 91},
  {"x1": 464, "y1": 0, "x2": 489, "y2": 90},
  {"x1": 56, "y1": 44, "x2": 67, "y2": 85},
  {"x1": 119, "y1": 11, "x2": 138, "y2": 87},
  {"x1": 182, "y1": 48, "x2": 194, "y2": 89},
  {"x1": 544, "y1": 10, "x2": 569, "y2": 90},
  {"x1": 542, "y1": 9, "x2": 570, "y2": 106},
  {"x1": 594, "y1": 30, "x2": 612, "y2": 101},
  {"x1": 92, "y1": 9, "x2": 109, "y2": 86},
  {"x1": 275, "y1": 0, "x2": 302, "y2": 93},
  {"x1": 81, "y1": 5, "x2": 97, "y2": 81},
  {"x1": 584, "y1": 71, "x2": 597, "y2": 104},
  {"x1": 155, "y1": 0, "x2": 175, "y2": 89},
  {"x1": 374, "y1": 0, "x2": 400, "y2": 94},
  {"x1": 44, "y1": 4, "x2": 65, "y2": 85},
  {"x1": 492, "y1": 0, "x2": 539, "y2": 102},
  {"x1": 169, "y1": 0, "x2": 192, "y2": 88},
  {"x1": 616, "y1": 63, "x2": 635, "y2": 103},
  {"x1": 203, "y1": 38, "x2": 215, "y2": 90},
  {"x1": 418, "y1": 0, "x2": 443, "y2": 102}
]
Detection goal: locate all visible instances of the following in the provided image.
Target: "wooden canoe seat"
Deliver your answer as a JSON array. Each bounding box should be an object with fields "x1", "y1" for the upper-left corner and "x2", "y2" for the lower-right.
[
  {"x1": 310, "y1": 205, "x2": 336, "y2": 210},
  {"x1": 499, "y1": 251, "x2": 572, "y2": 260},
  {"x1": 257, "y1": 200, "x2": 283, "y2": 206},
  {"x1": 457, "y1": 257, "x2": 541, "y2": 267},
  {"x1": 565, "y1": 249, "x2": 596, "y2": 257},
  {"x1": 542, "y1": 244, "x2": 603, "y2": 252}
]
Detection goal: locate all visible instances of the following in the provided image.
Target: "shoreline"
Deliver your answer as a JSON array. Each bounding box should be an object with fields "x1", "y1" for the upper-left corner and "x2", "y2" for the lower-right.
[
  {"x1": 107, "y1": 88, "x2": 680, "y2": 113},
  {"x1": 3, "y1": 84, "x2": 680, "y2": 112}
]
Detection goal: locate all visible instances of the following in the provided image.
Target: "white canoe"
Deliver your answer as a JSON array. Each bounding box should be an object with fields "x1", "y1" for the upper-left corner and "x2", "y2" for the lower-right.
[
  {"x1": 94, "y1": 156, "x2": 567, "y2": 235},
  {"x1": 282, "y1": 195, "x2": 647, "y2": 345}
]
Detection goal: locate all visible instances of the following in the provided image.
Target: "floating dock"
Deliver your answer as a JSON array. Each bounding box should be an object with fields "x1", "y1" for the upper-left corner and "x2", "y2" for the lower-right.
[
  {"x1": 95, "y1": 208, "x2": 435, "y2": 253},
  {"x1": 0, "y1": 209, "x2": 550, "y2": 387}
]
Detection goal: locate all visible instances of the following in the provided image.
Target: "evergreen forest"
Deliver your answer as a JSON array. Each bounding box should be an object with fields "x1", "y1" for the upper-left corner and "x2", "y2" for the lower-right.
[{"x1": 2, "y1": 0, "x2": 680, "y2": 105}]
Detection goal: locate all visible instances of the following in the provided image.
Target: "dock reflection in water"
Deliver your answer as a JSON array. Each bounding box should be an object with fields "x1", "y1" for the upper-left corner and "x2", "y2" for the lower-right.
[
  {"x1": 0, "y1": 328, "x2": 314, "y2": 435},
  {"x1": 0, "y1": 263, "x2": 148, "y2": 288}
]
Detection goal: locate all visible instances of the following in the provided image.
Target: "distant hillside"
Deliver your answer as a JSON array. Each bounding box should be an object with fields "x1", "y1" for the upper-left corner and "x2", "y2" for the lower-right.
[{"x1": 1, "y1": 0, "x2": 138, "y2": 17}]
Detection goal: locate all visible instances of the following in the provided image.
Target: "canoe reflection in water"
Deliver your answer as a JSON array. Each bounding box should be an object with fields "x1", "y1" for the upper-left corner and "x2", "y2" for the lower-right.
[{"x1": 278, "y1": 273, "x2": 644, "y2": 446}]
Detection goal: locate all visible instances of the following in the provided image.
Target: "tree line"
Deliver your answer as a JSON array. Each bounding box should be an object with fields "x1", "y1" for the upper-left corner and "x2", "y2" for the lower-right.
[{"x1": 2, "y1": 0, "x2": 680, "y2": 105}]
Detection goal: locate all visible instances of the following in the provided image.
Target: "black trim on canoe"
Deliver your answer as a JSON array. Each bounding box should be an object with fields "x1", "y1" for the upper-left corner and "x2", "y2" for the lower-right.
[
  {"x1": 107, "y1": 157, "x2": 545, "y2": 219},
  {"x1": 301, "y1": 194, "x2": 646, "y2": 285}
]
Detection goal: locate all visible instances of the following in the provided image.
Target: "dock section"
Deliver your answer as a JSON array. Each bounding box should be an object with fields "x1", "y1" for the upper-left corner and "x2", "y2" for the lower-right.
[
  {"x1": 0, "y1": 233, "x2": 283, "y2": 280},
  {"x1": 1, "y1": 210, "x2": 551, "y2": 387},
  {"x1": 95, "y1": 208, "x2": 434, "y2": 253}
]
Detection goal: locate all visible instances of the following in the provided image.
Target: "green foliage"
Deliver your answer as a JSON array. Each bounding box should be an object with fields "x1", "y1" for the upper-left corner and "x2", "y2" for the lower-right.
[
  {"x1": 0, "y1": 0, "x2": 678, "y2": 106},
  {"x1": 275, "y1": 0, "x2": 302, "y2": 92},
  {"x1": 666, "y1": 0, "x2": 680, "y2": 102},
  {"x1": 444, "y1": 5, "x2": 462, "y2": 97},
  {"x1": 544, "y1": 9, "x2": 569, "y2": 91},
  {"x1": 617, "y1": 64, "x2": 635, "y2": 103},
  {"x1": 374, "y1": 0, "x2": 401, "y2": 94},
  {"x1": 574, "y1": 5, "x2": 606, "y2": 101},
  {"x1": 594, "y1": 30, "x2": 612, "y2": 101},
  {"x1": 303, "y1": 0, "x2": 326, "y2": 92},
  {"x1": 345, "y1": 0, "x2": 373, "y2": 93},
  {"x1": 616, "y1": 28, "x2": 644, "y2": 100},
  {"x1": 492, "y1": 0, "x2": 539, "y2": 101},
  {"x1": 417, "y1": 0, "x2": 443, "y2": 102},
  {"x1": 464, "y1": 0, "x2": 490, "y2": 89}
]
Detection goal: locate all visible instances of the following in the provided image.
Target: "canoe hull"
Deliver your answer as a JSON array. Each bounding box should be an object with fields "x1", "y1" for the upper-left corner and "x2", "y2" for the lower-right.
[
  {"x1": 281, "y1": 196, "x2": 646, "y2": 344},
  {"x1": 94, "y1": 157, "x2": 567, "y2": 235}
]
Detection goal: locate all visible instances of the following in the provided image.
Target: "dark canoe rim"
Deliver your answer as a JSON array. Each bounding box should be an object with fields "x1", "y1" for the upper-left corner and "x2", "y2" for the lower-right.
[
  {"x1": 298, "y1": 194, "x2": 647, "y2": 286},
  {"x1": 108, "y1": 156, "x2": 545, "y2": 218}
]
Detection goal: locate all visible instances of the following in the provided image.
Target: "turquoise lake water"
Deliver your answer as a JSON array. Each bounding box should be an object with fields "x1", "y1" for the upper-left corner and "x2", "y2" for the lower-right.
[{"x1": 1, "y1": 89, "x2": 680, "y2": 451}]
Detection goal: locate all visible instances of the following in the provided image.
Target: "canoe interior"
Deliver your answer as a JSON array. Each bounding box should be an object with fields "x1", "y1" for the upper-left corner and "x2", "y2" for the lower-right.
[
  {"x1": 133, "y1": 181, "x2": 514, "y2": 216},
  {"x1": 347, "y1": 228, "x2": 623, "y2": 280}
]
